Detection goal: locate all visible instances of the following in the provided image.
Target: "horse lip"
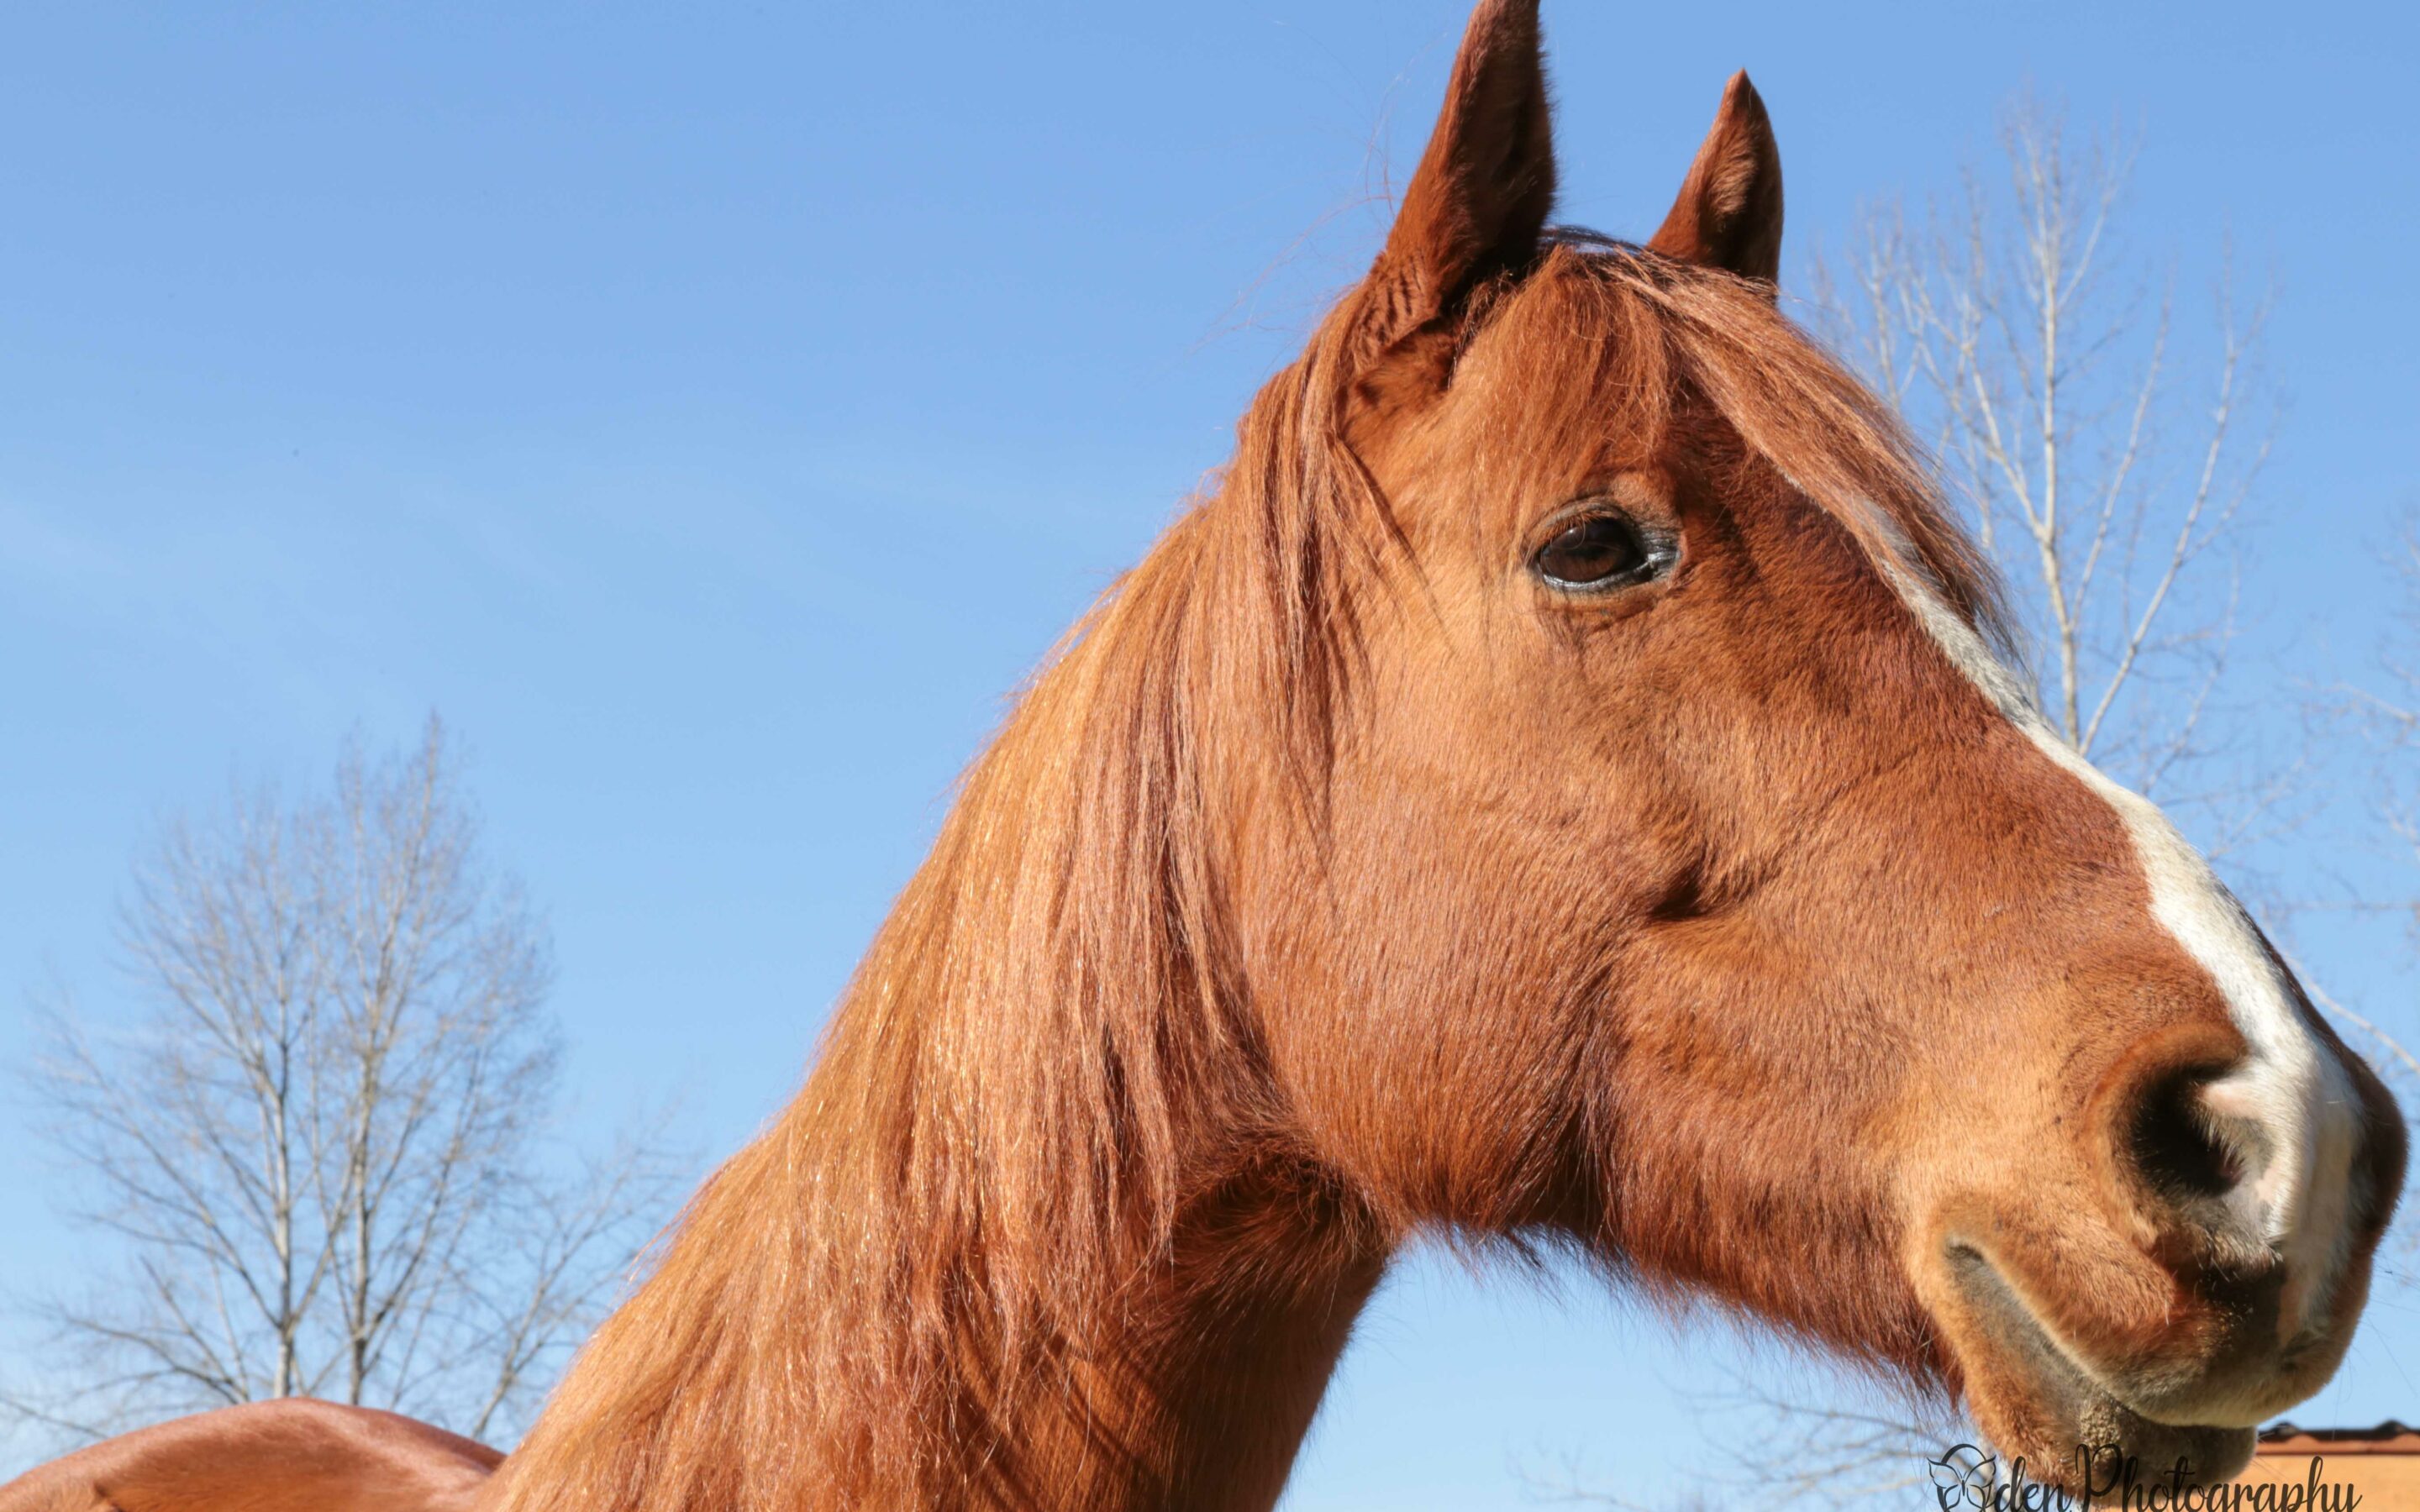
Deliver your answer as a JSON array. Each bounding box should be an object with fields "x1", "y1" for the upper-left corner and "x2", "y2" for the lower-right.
[
  {"x1": 1944, "y1": 1240, "x2": 2112, "y2": 1399},
  {"x1": 1942, "y1": 1238, "x2": 2257, "y2": 1486},
  {"x1": 1943, "y1": 1238, "x2": 2169, "y2": 1419}
]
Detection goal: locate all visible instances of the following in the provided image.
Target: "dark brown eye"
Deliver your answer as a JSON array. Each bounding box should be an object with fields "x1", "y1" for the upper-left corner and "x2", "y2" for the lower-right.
[{"x1": 1533, "y1": 512, "x2": 1657, "y2": 590}]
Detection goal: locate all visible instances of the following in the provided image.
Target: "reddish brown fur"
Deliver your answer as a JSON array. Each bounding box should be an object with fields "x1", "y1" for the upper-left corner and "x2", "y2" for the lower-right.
[
  {"x1": 5, "y1": 3, "x2": 2397, "y2": 1509},
  {"x1": 1647, "y1": 73, "x2": 1787, "y2": 284},
  {"x1": 0, "y1": 1401, "x2": 497, "y2": 1512}
]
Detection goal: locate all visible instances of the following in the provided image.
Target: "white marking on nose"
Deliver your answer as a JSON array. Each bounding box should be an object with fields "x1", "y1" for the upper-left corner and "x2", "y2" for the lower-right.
[{"x1": 1870, "y1": 555, "x2": 2362, "y2": 1341}]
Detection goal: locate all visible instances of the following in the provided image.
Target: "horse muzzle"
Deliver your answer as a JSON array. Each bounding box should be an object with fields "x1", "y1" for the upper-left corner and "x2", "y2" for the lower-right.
[{"x1": 1912, "y1": 1019, "x2": 2406, "y2": 1495}]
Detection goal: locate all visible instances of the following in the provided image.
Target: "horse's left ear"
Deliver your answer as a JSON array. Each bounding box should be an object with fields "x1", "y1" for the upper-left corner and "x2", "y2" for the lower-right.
[
  {"x1": 1649, "y1": 71, "x2": 1785, "y2": 286},
  {"x1": 1344, "y1": 0, "x2": 1555, "y2": 391}
]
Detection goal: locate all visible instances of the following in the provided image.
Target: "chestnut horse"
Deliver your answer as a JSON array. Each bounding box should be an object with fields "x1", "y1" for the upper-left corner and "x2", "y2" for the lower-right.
[{"x1": 5, "y1": 3, "x2": 2403, "y2": 1509}]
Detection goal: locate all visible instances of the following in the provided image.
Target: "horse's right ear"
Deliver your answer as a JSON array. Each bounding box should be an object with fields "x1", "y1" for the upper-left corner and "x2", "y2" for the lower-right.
[{"x1": 1342, "y1": 0, "x2": 1555, "y2": 402}]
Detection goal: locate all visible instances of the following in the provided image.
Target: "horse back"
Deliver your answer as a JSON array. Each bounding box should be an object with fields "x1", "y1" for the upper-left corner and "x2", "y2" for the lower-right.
[{"x1": 0, "y1": 1399, "x2": 501, "y2": 1512}]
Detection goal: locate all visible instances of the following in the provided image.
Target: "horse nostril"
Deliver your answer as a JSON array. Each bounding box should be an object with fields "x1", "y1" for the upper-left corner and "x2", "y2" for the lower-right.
[{"x1": 2129, "y1": 1070, "x2": 2245, "y2": 1205}]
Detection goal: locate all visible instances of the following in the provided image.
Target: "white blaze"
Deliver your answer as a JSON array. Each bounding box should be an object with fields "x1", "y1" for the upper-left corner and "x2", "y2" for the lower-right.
[{"x1": 1873, "y1": 554, "x2": 2361, "y2": 1347}]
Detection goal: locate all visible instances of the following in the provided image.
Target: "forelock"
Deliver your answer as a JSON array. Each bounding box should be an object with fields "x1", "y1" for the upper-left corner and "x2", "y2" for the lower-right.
[{"x1": 1465, "y1": 232, "x2": 2018, "y2": 658}]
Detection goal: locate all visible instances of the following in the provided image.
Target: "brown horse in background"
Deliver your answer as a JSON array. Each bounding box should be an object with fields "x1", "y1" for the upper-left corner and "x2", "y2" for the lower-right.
[{"x1": 5, "y1": 3, "x2": 2403, "y2": 1509}]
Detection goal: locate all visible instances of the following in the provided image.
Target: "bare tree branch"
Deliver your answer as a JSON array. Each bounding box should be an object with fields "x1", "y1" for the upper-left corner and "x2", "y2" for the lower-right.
[
  {"x1": 1517, "y1": 1362, "x2": 1965, "y2": 1510},
  {"x1": 1808, "y1": 94, "x2": 2278, "y2": 822},
  {"x1": 6, "y1": 717, "x2": 683, "y2": 1456}
]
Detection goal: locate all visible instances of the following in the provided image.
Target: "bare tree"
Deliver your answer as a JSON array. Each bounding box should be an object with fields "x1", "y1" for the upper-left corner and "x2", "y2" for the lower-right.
[
  {"x1": 7, "y1": 718, "x2": 679, "y2": 1454},
  {"x1": 1808, "y1": 91, "x2": 2288, "y2": 859},
  {"x1": 2312, "y1": 517, "x2": 2420, "y2": 1288},
  {"x1": 2347, "y1": 523, "x2": 2420, "y2": 917}
]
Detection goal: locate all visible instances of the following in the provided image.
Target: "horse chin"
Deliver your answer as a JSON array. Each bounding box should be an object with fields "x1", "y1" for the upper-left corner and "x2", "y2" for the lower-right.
[
  {"x1": 1975, "y1": 1382, "x2": 2255, "y2": 1498},
  {"x1": 1941, "y1": 1245, "x2": 2255, "y2": 1495}
]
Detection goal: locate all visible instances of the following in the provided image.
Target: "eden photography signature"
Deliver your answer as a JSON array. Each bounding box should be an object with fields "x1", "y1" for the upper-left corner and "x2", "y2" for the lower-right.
[{"x1": 1926, "y1": 1443, "x2": 2361, "y2": 1510}]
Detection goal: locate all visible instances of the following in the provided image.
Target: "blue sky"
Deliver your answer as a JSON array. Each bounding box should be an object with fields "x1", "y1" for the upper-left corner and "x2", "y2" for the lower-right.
[{"x1": 3, "y1": 1, "x2": 2417, "y2": 1505}]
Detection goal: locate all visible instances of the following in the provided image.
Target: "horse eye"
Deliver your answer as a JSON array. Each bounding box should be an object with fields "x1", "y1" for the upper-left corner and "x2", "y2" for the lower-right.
[{"x1": 1534, "y1": 512, "x2": 1655, "y2": 590}]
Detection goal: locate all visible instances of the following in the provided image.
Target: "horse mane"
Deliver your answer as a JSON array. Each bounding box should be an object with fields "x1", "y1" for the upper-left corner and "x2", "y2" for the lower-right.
[
  {"x1": 486, "y1": 243, "x2": 2009, "y2": 1510},
  {"x1": 487, "y1": 306, "x2": 1373, "y2": 1511}
]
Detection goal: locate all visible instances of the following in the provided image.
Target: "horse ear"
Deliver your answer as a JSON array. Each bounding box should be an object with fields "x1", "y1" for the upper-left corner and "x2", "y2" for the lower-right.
[
  {"x1": 1345, "y1": 0, "x2": 1555, "y2": 386},
  {"x1": 1648, "y1": 71, "x2": 1784, "y2": 286}
]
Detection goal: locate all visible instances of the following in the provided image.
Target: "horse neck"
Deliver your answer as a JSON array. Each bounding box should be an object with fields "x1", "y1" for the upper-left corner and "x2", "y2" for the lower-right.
[
  {"x1": 963, "y1": 1155, "x2": 1389, "y2": 1512},
  {"x1": 483, "y1": 1081, "x2": 1385, "y2": 1512},
  {"x1": 485, "y1": 510, "x2": 1392, "y2": 1512}
]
